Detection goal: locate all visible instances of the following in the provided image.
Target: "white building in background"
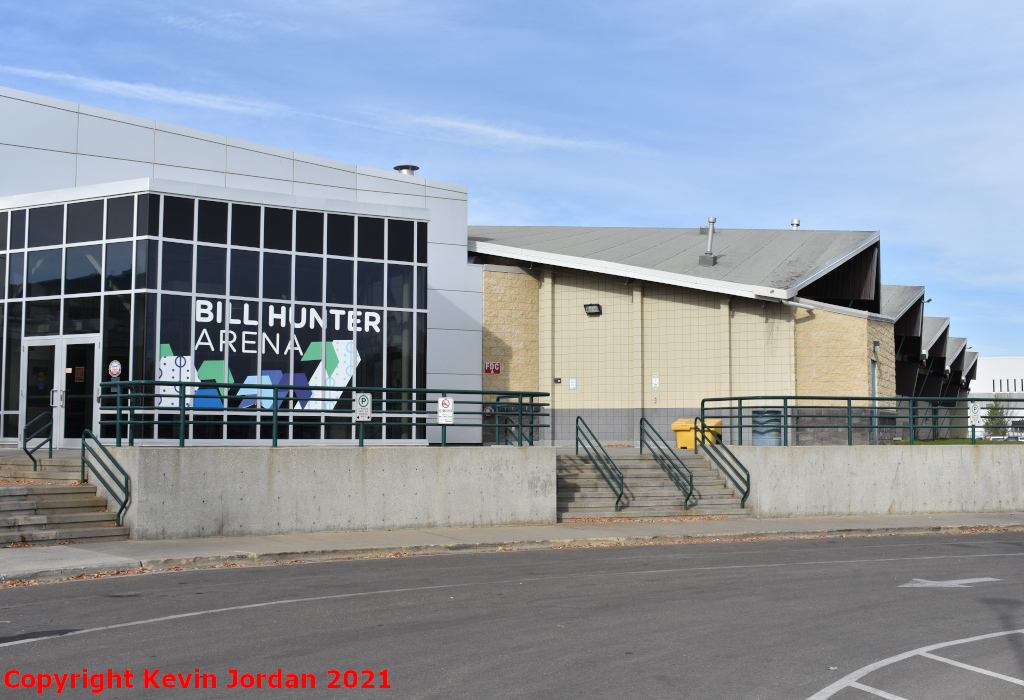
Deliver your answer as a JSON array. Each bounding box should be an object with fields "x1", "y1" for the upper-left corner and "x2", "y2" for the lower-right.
[
  {"x1": 971, "y1": 357, "x2": 1024, "y2": 398},
  {"x1": 968, "y1": 357, "x2": 1024, "y2": 439}
]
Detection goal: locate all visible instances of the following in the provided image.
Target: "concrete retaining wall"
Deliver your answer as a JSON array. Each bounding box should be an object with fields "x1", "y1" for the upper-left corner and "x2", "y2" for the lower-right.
[
  {"x1": 730, "y1": 445, "x2": 1024, "y2": 518},
  {"x1": 99, "y1": 446, "x2": 556, "y2": 540}
]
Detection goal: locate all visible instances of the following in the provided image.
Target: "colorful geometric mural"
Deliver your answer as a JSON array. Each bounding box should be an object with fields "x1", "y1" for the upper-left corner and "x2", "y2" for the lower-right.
[{"x1": 155, "y1": 340, "x2": 360, "y2": 411}]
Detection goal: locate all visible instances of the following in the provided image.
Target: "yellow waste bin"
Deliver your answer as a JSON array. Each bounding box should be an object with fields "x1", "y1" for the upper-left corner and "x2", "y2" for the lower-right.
[{"x1": 670, "y1": 418, "x2": 722, "y2": 449}]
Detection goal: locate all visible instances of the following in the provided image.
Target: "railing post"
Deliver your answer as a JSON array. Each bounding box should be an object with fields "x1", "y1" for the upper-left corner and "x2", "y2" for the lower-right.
[
  {"x1": 272, "y1": 388, "x2": 279, "y2": 448},
  {"x1": 115, "y1": 383, "x2": 122, "y2": 448},
  {"x1": 178, "y1": 381, "x2": 186, "y2": 448},
  {"x1": 783, "y1": 398, "x2": 788, "y2": 446},
  {"x1": 517, "y1": 395, "x2": 524, "y2": 447},
  {"x1": 847, "y1": 399, "x2": 853, "y2": 446},
  {"x1": 909, "y1": 399, "x2": 915, "y2": 445},
  {"x1": 738, "y1": 399, "x2": 743, "y2": 445}
]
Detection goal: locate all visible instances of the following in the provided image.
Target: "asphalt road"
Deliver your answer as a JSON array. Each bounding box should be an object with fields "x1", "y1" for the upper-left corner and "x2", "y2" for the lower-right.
[{"x1": 2, "y1": 532, "x2": 1024, "y2": 699}]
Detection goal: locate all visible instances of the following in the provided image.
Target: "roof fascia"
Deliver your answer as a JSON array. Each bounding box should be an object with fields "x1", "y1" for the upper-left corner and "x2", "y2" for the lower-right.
[
  {"x1": 767, "y1": 296, "x2": 895, "y2": 322},
  {"x1": 0, "y1": 178, "x2": 429, "y2": 220},
  {"x1": 783, "y1": 232, "x2": 881, "y2": 297},
  {"x1": 470, "y1": 241, "x2": 783, "y2": 300},
  {"x1": 923, "y1": 319, "x2": 951, "y2": 354},
  {"x1": 963, "y1": 353, "x2": 979, "y2": 375},
  {"x1": 886, "y1": 288, "x2": 926, "y2": 323}
]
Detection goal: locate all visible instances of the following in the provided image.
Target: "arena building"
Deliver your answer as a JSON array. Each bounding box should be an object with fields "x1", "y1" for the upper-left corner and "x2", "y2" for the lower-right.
[
  {"x1": 471, "y1": 225, "x2": 975, "y2": 444},
  {"x1": 0, "y1": 84, "x2": 973, "y2": 447}
]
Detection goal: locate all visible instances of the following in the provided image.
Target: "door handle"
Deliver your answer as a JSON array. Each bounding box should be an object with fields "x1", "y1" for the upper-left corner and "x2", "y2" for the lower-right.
[
  {"x1": 60, "y1": 390, "x2": 66, "y2": 408},
  {"x1": 50, "y1": 389, "x2": 60, "y2": 407}
]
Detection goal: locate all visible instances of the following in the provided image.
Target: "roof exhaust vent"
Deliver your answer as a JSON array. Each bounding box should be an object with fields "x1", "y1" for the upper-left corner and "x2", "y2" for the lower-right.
[
  {"x1": 394, "y1": 164, "x2": 420, "y2": 176},
  {"x1": 791, "y1": 219, "x2": 800, "y2": 229},
  {"x1": 699, "y1": 216, "x2": 717, "y2": 267}
]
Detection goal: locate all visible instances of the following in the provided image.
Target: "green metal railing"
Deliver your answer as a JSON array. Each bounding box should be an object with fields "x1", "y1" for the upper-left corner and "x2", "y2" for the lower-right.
[
  {"x1": 639, "y1": 417, "x2": 694, "y2": 509},
  {"x1": 694, "y1": 416, "x2": 749, "y2": 508},
  {"x1": 81, "y1": 430, "x2": 131, "y2": 526},
  {"x1": 575, "y1": 416, "x2": 624, "y2": 511},
  {"x1": 22, "y1": 411, "x2": 53, "y2": 471},
  {"x1": 701, "y1": 395, "x2": 1021, "y2": 446},
  {"x1": 98, "y1": 380, "x2": 548, "y2": 448},
  {"x1": 492, "y1": 395, "x2": 543, "y2": 446}
]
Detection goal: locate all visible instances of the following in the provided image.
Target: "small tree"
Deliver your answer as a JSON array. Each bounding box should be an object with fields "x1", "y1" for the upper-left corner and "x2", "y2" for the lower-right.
[{"x1": 984, "y1": 398, "x2": 1010, "y2": 438}]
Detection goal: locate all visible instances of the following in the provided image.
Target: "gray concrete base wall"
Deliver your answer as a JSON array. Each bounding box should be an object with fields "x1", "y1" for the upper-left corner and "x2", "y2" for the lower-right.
[
  {"x1": 99, "y1": 446, "x2": 556, "y2": 540},
  {"x1": 730, "y1": 445, "x2": 1024, "y2": 518}
]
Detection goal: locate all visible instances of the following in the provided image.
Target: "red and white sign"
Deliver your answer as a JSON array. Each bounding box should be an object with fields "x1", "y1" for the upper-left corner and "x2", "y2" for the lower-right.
[
  {"x1": 437, "y1": 397, "x2": 455, "y2": 425},
  {"x1": 484, "y1": 362, "x2": 501, "y2": 375}
]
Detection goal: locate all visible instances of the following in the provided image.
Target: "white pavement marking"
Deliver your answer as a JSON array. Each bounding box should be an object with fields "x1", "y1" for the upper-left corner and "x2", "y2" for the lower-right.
[
  {"x1": 899, "y1": 577, "x2": 1001, "y2": 588},
  {"x1": 849, "y1": 682, "x2": 909, "y2": 699},
  {"x1": 920, "y1": 651, "x2": 1024, "y2": 686},
  {"x1": 806, "y1": 629, "x2": 1024, "y2": 699},
  {"x1": 2, "y1": 550, "x2": 1022, "y2": 651}
]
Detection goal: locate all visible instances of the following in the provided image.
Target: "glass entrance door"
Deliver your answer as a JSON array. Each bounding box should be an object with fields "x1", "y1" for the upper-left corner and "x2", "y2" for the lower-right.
[{"x1": 22, "y1": 337, "x2": 100, "y2": 448}]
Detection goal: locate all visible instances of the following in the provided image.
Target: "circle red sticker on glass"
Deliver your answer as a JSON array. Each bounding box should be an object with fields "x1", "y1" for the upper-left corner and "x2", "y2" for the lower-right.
[{"x1": 108, "y1": 360, "x2": 122, "y2": 378}]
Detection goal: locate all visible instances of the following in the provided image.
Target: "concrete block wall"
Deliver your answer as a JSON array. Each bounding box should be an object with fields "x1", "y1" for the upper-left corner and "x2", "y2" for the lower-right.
[
  {"x1": 104, "y1": 446, "x2": 556, "y2": 539},
  {"x1": 795, "y1": 307, "x2": 894, "y2": 399},
  {"x1": 732, "y1": 445, "x2": 1024, "y2": 518},
  {"x1": 0, "y1": 84, "x2": 482, "y2": 441},
  {"x1": 481, "y1": 267, "x2": 540, "y2": 394}
]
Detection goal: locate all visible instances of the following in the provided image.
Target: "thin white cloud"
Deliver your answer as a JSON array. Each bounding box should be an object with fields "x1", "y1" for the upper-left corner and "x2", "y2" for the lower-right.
[
  {"x1": 0, "y1": 66, "x2": 621, "y2": 154},
  {"x1": 404, "y1": 115, "x2": 604, "y2": 151},
  {"x1": 0, "y1": 66, "x2": 284, "y2": 116}
]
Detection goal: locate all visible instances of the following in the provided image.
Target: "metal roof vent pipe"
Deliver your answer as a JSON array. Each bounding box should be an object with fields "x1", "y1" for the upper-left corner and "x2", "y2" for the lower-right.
[
  {"x1": 394, "y1": 165, "x2": 420, "y2": 176},
  {"x1": 791, "y1": 219, "x2": 800, "y2": 229},
  {"x1": 699, "y1": 217, "x2": 718, "y2": 266}
]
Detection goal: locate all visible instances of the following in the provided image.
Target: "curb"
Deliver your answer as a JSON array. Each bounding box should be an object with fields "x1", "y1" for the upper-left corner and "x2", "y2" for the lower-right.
[{"x1": 4, "y1": 522, "x2": 1023, "y2": 584}]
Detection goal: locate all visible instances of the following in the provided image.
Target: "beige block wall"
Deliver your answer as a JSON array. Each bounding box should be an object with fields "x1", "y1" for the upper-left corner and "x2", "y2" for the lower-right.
[
  {"x1": 547, "y1": 270, "x2": 636, "y2": 409},
  {"x1": 481, "y1": 269, "x2": 541, "y2": 394},
  {"x1": 795, "y1": 308, "x2": 896, "y2": 399},
  {"x1": 728, "y1": 298, "x2": 797, "y2": 398},
  {"x1": 480, "y1": 265, "x2": 898, "y2": 413}
]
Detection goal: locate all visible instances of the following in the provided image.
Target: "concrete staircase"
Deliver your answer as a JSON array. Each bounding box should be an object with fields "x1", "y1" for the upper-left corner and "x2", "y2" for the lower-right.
[
  {"x1": 557, "y1": 448, "x2": 748, "y2": 520},
  {"x1": 0, "y1": 454, "x2": 84, "y2": 483},
  {"x1": 0, "y1": 451, "x2": 129, "y2": 544}
]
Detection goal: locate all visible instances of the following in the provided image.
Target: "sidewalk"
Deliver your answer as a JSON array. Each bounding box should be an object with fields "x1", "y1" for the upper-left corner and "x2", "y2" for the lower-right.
[{"x1": 3, "y1": 512, "x2": 1023, "y2": 584}]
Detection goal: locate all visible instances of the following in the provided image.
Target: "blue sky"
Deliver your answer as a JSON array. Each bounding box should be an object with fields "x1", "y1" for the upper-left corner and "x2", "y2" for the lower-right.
[{"x1": 1, "y1": 1, "x2": 1023, "y2": 355}]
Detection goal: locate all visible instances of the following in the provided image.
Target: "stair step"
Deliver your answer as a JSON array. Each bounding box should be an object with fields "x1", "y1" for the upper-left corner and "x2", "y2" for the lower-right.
[
  {"x1": 0, "y1": 498, "x2": 109, "y2": 516},
  {"x1": 0, "y1": 511, "x2": 117, "y2": 532},
  {"x1": 0, "y1": 525, "x2": 129, "y2": 545}
]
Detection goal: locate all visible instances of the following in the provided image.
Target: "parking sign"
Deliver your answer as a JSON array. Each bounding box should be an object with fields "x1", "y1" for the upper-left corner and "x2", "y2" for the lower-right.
[{"x1": 354, "y1": 393, "x2": 372, "y2": 421}]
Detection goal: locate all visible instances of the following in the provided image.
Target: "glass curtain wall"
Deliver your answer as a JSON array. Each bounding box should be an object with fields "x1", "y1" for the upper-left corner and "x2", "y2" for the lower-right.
[{"x1": 0, "y1": 194, "x2": 428, "y2": 442}]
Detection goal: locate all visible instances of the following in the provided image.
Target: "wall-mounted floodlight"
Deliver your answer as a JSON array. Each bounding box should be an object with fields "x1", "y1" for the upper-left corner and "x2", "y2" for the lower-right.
[
  {"x1": 873, "y1": 340, "x2": 881, "y2": 353},
  {"x1": 584, "y1": 304, "x2": 603, "y2": 316}
]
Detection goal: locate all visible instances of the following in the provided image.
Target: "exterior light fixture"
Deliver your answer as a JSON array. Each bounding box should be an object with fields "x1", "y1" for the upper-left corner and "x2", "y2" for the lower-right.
[{"x1": 584, "y1": 304, "x2": 602, "y2": 316}]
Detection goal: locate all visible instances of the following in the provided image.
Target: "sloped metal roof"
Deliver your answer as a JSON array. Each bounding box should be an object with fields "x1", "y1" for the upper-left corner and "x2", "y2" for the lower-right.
[
  {"x1": 922, "y1": 317, "x2": 950, "y2": 354},
  {"x1": 946, "y1": 337, "x2": 967, "y2": 369},
  {"x1": 468, "y1": 226, "x2": 879, "y2": 299},
  {"x1": 881, "y1": 285, "x2": 924, "y2": 321},
  {"x1": 964, "y1": 351, "x2": 979, "y2": 375}
]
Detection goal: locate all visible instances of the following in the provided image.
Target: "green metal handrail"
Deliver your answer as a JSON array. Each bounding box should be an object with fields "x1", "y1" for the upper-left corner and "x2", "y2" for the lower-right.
[
  {"x1": 98, "y1": 381, "x2": 549, "y2": 448},
  {"x1": 22, "y1": 411, "x2": 53, "y2": 471},
  {"x1": 639, "y1": 417, "x2": 694, "y2": 509},
  {"x1": 694, "y1": 416, "x2": 750, "y2": 508},
  {"x1": 81, "y1": 429, "x2": 131, "y2": 526},
  {"x1": 701, "y1": 395, "x2": 1014, "y2": 446},
  {"x1": 575, "y1": 416, "x2": 624, "y2": 511},
  {"x1": 492, "y1": 395, "x2": 541, "y2": 446}
]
